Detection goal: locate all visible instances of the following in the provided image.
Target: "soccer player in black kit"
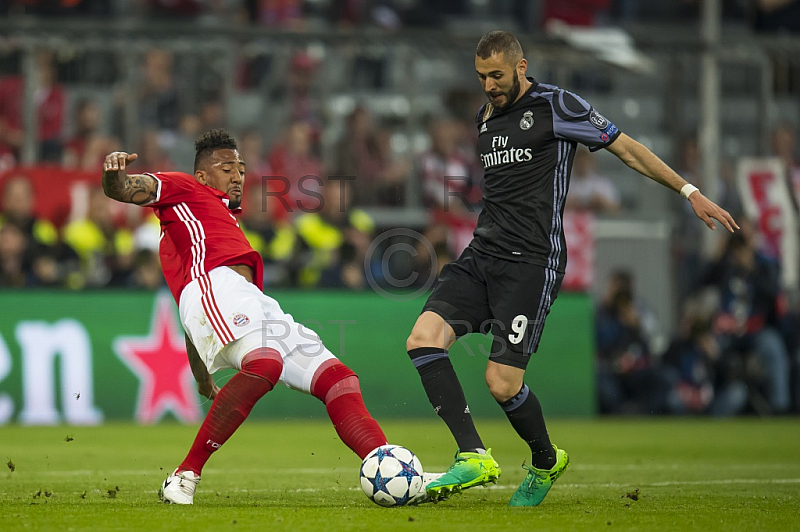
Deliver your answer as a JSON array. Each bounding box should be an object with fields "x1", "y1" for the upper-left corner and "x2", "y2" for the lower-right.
[{"x1": 407, "y1": 31, "x2": 738, "y2": 506}]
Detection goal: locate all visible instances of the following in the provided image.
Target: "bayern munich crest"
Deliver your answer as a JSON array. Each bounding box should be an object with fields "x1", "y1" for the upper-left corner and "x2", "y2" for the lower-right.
[
  {"x1": 232, "y1": 313, "x2": 250, "y2": 327},
  {"x1": 519, "y1": 110, "x2": 534, "y2": 130}
]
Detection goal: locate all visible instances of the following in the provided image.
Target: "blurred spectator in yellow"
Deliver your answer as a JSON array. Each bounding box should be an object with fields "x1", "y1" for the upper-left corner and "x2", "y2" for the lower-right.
[
  {"x1": 1, "y1": 175, "x2": 80, "y2": 286},
  {"x1": 63, "y1": 187, "x2": 134, "y2": 287},
  {"x1": 294, "y1": 178, "x2": 374, "y2": 288},
  {"x1": 239, "y1": 125, "x2": 300, "y2": 284},
  {"x1": 0, "y1": 223, "x2": 29, "y2": 287},
  {"x1": 239, "y1": 168, "x2": 298, "y2": 288},
  {"x1": 1, "y1": 176, "x2": 58, "y2": 247},
  {"x1": 63, "y1": 99, "x2": 118, "y2": 170},
  {"x1": 129, "y1": 249, "x2": 165, "y2": 289},
  {"x1": 0, "y1": 50, "x2": 64, "y2": 161},
  {"x1": 565, "y1": 147, "x2": 621, "y2": 214}
]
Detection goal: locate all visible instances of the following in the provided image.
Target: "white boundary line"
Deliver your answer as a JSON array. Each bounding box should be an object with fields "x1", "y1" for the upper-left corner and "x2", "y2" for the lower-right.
[
  {"x1": 27, "y1": 463, "x2": 800, "y2": 477},
  {"x1": 52, "y1": 477, "x2": 800, "y2": 497}
]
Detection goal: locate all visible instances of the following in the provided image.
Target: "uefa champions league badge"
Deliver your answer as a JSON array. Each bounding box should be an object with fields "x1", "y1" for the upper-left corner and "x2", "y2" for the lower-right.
[
  {"x1": 519, "y1": 110, "x2": 534, "y2": 130},
  {"x1": 232, "y1": 313, "x2": 250, "y2": 327}
]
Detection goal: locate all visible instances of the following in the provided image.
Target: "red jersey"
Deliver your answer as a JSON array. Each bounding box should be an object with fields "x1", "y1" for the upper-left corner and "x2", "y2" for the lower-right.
[{"x1": 144, "y1": 171, "x2": 263, "y2": 303}]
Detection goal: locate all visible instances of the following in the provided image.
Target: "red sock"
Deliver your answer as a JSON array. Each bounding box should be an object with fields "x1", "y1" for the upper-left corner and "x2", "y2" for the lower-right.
[
  {"x1": 179, "y1": 349, "x2": 282, "y2": 475},
  {"x1": 312, "y1": 363, "x2": 388, "y2": 459},
  {"x1": 326, "y1": 392, "x2": 388, "y2": 459}
]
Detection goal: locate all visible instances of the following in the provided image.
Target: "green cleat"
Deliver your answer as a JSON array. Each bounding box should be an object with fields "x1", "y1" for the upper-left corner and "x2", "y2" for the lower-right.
[
  {"x1": 425, "y1": 449, "x2": 502, "y2": 501},
  {"x1": 508, "y1": 445, "x2": 569, "y2": 507}
]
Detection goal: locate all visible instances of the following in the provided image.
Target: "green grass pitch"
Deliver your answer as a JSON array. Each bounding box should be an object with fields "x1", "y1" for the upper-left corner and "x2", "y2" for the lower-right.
[{"x1": 2, "y1": 418, "x2": 798, "y2": 531}]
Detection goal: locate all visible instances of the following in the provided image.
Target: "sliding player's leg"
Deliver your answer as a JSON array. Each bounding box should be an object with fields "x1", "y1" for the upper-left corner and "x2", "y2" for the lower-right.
[
  {"x1": 161, "y1": 268, "x2": 285, "y2": 504},
  {"x1": 275, "y1": 320, "x2": 388, "y2": 459},
  {"x1": 161, "y1": 332, "x2": 283, "y2": 504}
]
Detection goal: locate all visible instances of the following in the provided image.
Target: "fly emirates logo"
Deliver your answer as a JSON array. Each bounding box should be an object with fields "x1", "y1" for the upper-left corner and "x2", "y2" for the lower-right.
[{"x1": 480, "y1": 135, "x2": 533, "y2": 169}]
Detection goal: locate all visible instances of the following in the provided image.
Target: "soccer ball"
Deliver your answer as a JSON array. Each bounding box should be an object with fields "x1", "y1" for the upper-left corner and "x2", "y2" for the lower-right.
[{"x1": 359, "y1": 445, "x2": 424, "y2": 507}]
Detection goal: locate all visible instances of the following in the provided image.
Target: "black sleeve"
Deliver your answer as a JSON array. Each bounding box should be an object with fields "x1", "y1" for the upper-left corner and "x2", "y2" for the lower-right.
[{"x1": 549, "y1": 89, "x2": 621, "y2": 152}]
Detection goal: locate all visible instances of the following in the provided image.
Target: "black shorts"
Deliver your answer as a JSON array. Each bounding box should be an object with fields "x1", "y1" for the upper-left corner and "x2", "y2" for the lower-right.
[{"x1": 422, "y1": 246, "x2": 564, "y2": 369}]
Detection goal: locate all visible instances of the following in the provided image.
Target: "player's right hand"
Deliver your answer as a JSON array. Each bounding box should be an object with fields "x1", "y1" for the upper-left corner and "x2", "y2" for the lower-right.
[
  {"x1": 689, "y1": 191, "x2": 739, "y2": 232},
  {"x1": 103, "y1": 151, "x2": 139, "y2": 172}
]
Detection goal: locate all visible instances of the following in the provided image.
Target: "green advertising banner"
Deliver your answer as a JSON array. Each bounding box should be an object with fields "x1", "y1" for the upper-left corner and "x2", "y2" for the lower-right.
[{"x1": 0, "y1": 290, "x2": 595, "y2": 424}]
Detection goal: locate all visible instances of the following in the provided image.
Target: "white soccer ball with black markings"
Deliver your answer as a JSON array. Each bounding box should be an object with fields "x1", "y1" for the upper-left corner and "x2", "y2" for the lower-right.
[{"x1": 359, "y1": 445, "x2": 424, "y2": 507}]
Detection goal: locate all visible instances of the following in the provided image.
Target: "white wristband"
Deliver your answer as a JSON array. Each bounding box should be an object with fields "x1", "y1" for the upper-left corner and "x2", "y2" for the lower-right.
[{"x1": 680, "y1": 184, "x2": 699, "y2": 200}]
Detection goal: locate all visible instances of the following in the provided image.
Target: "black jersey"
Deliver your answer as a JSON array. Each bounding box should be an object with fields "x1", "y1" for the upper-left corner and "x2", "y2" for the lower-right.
[{"x1": 469, "y1": 78, "x2": 621, "y2": 272}]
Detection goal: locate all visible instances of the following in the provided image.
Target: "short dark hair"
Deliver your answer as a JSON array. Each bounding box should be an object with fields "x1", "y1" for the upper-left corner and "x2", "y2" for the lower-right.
[
  {"x1": 194, "y1": 129, "x2": 237, "y2": 171},
  {"x1": 476, "y1": 31, "x2": 523, "y2": 64}
]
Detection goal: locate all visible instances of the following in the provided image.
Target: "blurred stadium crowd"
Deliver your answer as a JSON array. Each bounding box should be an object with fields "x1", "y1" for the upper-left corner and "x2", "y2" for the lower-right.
[
  {"x1": 1, "y1": 0, "x2": 800, "y2": 416},
  {"x1": 3, "y1": 0, "x2": 800, "y2": 32}
]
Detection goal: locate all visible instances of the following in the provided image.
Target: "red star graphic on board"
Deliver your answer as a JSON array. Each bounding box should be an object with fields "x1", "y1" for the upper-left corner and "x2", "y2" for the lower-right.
[{"x1": 114, "y1": 294, "x2": 202, "y2": 424}]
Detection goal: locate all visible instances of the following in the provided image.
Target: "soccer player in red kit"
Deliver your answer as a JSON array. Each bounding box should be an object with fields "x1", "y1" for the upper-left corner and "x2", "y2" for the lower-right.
[{"x1": 101, "y1": 129, "x2": 389, "y2": 504}]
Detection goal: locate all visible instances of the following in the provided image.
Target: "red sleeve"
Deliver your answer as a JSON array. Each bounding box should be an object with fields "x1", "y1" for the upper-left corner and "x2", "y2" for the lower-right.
[
  {"x1": 143, "y1": 171, "x2": 197, "y2": 207},
  {"x1": 158, "y1": 229, "x2": 186, "y2": 304}
]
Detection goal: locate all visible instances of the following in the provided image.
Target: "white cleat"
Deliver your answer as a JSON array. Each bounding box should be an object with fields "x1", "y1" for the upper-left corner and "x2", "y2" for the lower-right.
[
  {"x1": 160, "y1": 469, "x2": 200, "y2": 505},
  {"x1": 409, "y1": 472, "x2": 445, "y2": 505}
]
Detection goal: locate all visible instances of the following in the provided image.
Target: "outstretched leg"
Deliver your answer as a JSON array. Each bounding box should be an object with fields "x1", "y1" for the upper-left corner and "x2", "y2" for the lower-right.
[{"x1": 161, "y1": 347, "x2": 283, "y2": 504}]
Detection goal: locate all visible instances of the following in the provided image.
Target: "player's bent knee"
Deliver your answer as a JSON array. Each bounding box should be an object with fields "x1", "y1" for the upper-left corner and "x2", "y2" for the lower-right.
[
  {"x1": 485, "y1": 375, "x2": 520, "y2": 403},
  {"x1": 310, "y1": 362, "x2": 358, "y2": 403},
  {"x1": 487, "y1": 384, "x2": 518, "y2": 403},
  {"x1": 406, "y1": 327, "x2": 443, "y2": 352},
  {"x1": 241, "y1": 348, "x2": 283, "y2": 385},
  {"x1": 406, "y1": 311, "x2": 453, "y2": 352}
]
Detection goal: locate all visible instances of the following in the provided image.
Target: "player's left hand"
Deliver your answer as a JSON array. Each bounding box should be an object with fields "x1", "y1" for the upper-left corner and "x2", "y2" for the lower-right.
[
  {"x1": 198, "y1": 378, "x2": 221, "y2": 400},
  {"x1": 689, "y1": 192, "x2": 739, "y2": 232}
]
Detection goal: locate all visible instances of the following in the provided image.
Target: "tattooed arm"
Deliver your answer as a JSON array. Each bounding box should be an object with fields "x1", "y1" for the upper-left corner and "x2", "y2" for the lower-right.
[{"x1": 101, "y1": 151, "x2": 159, "y2": 205}]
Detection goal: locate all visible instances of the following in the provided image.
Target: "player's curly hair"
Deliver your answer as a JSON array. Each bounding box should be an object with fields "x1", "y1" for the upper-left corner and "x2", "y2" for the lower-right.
[
  {"x1": 194, "y1": 129, "x2": 238, "y2": 171},
  {"x1": 476, "y1": 31, "x2": 523, "y2": 64}
]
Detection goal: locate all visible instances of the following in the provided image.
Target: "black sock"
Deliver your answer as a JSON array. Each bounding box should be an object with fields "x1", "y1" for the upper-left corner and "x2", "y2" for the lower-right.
[
  {"x1": 409, "y1": 347, "x2": 484, "y2": 452},
  {"x1": 498, "y1": 384, "x2": 556, "y2": 469}
]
